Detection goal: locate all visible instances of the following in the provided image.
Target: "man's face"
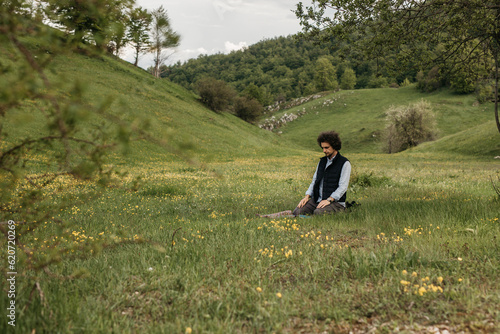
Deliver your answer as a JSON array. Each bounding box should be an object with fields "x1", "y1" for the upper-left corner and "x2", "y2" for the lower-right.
[{"x1": 320, "y1": 142, "x2": 337, "y2": 159}]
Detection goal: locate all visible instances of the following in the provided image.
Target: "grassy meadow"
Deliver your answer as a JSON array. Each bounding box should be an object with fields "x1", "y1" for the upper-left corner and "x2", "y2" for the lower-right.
[
  {"x1": 10, "y1": 153, "x2": 499, "y2": 333},
  {"x1": 1, "y1": 50, "x2": 499, "y2": 333}
]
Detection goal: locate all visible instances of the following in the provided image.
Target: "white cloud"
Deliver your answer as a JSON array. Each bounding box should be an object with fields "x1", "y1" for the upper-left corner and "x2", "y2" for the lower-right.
[{"x1": 224, "y1": 41, "x2": 248, "y2": 53}]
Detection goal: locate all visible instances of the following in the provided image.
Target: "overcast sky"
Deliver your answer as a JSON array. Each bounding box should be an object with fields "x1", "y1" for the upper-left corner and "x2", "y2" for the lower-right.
[{"x1": 123, "y1": 0, "x2": 311, "y2": 69}]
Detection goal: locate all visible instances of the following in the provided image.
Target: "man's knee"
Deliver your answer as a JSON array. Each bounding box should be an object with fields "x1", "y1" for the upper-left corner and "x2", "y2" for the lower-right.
[
  {"x1": 314, "y1": 203, "x2": 345, "y2": 215},
  {"x1": 294, "y1": 199, "x2": 316, "y2": 216},
  {"x1": 293, "y1": 206, "x2": 309, "y2": 216}
]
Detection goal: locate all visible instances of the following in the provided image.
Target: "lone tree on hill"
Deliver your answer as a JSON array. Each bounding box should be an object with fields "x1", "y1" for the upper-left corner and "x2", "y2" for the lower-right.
[
  {"x1": 150, "y1": 5, "x2": 180, "y2": 78},
  {"x1": 295, "y1": 0, "x2": 500, "y2": 134},
  {"x1": 127, "y1": 6, "x2": 152, "y2": 66}
]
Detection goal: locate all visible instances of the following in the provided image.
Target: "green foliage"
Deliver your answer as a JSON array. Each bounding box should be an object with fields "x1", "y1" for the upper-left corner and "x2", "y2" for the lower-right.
[
  {"x1": 127, "y1": 6, "x2": 152, "y2": 66},
  {"x1": 401, "y1": 78, "x2": 412, "y2": 87},
  {"x1": 475, "y1": 80, "x2": 495, "y2": 104},
  {"x1": 195, "y1": 77, "x2": 236, "y2": 112},
  {"x1": 340, "y1": 67, "x2": 357, "y2": 90},
  {"x1": 314, "y1": 56, "x2": 339, "y2": 91},
  {"x1": 166, "y1": 36, "x2": 390, "y2": 104},
  {"x1": 242, "y1": 83, "x2": 271, "y2": 105},
  {"x1": 233, "y1": 96, "x2": 263, "y2": 123},
  {"x1": 416, "y1": 67, "x2": 444, "y2": 93},
  {"x1": 449, "y1": 71, "x2": 476, "y2": 94},
  {"x1": 150, "y1": 5, "x2": 180, "y2": 78},
  {"x1": 294, "y1": 0, "x2": 500, "y2": 133},
  {"x1": 45, "y1": 0, "x2": 134, "y2": 50},
  {"x1": 368, "y1": 75, "x2": 389, "y2": 88},
  {"x1": 384, "y1": 100, "x2": 437, "y2": 153}
]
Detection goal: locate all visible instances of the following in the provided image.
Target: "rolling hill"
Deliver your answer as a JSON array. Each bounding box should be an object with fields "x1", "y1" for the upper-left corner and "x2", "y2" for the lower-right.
[
  {"x1": 3, "y1": 48, "x2": 499, "y2": 163},
  {"x1": 266, "y1": 87, "x2": 499, "y2": 158}
]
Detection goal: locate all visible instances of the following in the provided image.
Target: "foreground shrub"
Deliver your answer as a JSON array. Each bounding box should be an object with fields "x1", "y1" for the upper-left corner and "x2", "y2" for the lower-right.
[{"x1": 384, "y1": 100, "x2": 437, "y2": 153}]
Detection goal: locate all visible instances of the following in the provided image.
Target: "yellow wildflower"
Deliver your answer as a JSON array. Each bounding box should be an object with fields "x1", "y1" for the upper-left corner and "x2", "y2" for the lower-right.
[{"x1": 256, "y1": 287, "x2": 262, "y2": 293}]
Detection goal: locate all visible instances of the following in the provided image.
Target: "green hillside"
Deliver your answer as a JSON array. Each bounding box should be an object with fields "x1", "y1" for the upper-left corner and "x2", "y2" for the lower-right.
[
  {"x1": 267, "y1": 87, "x2": 498, "y2": 157},
  {"x1": 2, "y1": 50, "x2": 289, "y2": 166},
  {"x1": 5, "y1": 46, "x2": 497, "y2": 162}
]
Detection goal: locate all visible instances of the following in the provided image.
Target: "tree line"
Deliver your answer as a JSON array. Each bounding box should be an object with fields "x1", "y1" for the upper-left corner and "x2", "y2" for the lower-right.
[
  {"x1": 165, "y1": 36, "x2": 390, "y2": 107},
  {"x1": 165, "y1": 32, "x2": 496, "y2": 107}
]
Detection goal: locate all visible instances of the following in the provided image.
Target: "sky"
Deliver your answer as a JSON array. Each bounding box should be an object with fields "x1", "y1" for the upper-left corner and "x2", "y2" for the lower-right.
[{"x1": 123, "y1": 0, "x2": 311, "y2": 69}]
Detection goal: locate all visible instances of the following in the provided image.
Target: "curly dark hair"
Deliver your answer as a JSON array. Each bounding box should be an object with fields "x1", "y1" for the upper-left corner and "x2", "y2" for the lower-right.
[{"x1": 317, "y1": 131, "x2": 342, "y2": 151}]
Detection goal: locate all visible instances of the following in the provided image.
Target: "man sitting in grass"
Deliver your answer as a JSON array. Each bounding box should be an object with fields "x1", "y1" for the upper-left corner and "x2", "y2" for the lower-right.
[
  {"x1": 258, "y1": 130, "x2": 351, "y2": 218},
  {"x1": 293, "y1": 130, "x2": 351, "y2": 216}
]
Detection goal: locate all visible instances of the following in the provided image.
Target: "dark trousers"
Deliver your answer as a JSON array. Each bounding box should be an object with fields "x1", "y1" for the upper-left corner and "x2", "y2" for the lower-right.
[{"x1": 293, "y1": 198, "x2": 345, "y2": 216}]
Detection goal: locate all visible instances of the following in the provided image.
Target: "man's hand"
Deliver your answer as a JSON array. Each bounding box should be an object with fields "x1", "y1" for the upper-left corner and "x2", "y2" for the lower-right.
[
  {"x1": 316, "y1": 199, "x2": 331, "y2": 209},
  {"x1": 297, "y1": 195, "x2": 310, "y2": 208}
]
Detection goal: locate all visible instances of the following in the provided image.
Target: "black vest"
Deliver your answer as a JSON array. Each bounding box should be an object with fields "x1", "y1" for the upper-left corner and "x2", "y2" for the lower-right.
[{"x1": 313, "y1": 153, "x2": 348, "y2": 203}]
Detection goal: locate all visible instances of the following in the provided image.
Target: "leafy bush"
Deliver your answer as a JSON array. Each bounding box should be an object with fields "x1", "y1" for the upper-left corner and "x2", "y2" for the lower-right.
[
  {"x1": 196, "y1": 77, "x2": 236, "y2": 112},
  {"x1": 233, "y1": 96, "x2": 263, "y2": 123},
  {"x1": 401, "y1": 78, "x2": 412, "y2": 87},
  {"x1": 416, "y1": 66, "x2": 444, "y2": 92},
  {"x1": 384, "y1": 100, "x2": 437, "y2": 153},
  {"x1": 475, "y1": 80, "x2": 495, "y2": 104},
  {"x1": 0, "y1": 3, "x2": 153, "y2": 305},
  {"x1": 449, "y1": 70, "x2": 476, "y2": 94},
  {"x1": 368, "y1": 75, "x2": 388, "y2": 88}
]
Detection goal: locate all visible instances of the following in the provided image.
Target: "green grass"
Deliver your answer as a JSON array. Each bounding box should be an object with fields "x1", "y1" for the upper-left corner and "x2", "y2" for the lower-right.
[
  {"x1": 6, "y1": 154, "x2": 499, "y2": 333},
  {"x1": 1, "y1": 49, "x2": 499, "y2": 333}
]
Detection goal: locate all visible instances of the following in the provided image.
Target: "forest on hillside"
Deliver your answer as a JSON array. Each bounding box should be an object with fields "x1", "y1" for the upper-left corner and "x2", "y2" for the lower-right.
[
  {"x1": 164, "y1": 35, "x2": 412, "y2": 106},
  {"x1": 164, "y1": 31, "x2": 496, "y2": 108}
]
